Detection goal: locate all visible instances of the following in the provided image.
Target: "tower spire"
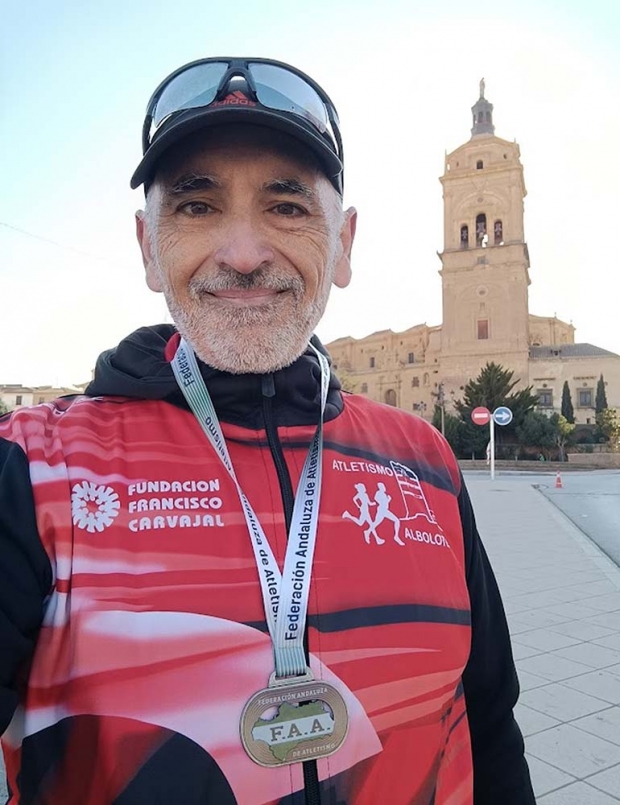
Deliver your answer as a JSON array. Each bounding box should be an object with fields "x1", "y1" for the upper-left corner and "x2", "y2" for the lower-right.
[{"x1": 471, "y1": 78, "x2": 495, "y2": 137}]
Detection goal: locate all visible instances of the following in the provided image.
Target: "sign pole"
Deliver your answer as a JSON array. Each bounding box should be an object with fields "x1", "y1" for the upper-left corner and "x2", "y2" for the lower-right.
[
  {"x1": 490, "y1": 417, "x2": 495, "y2": 481},
  {"x1": 489, "y1": 407, "x2": 513, "y2": 481}
]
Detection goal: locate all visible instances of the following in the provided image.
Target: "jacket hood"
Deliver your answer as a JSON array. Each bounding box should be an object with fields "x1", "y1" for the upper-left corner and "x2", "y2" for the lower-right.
[{"x1": 85, "y1": 324, "x2": 343, "y2": 428}]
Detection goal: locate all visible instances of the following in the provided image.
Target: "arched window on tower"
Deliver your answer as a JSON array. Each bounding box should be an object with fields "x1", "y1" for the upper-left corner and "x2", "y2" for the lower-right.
[
  {"x1": 476, "y1": 160, "x2": 484, "y2": 170},
  {"x1": 485, "y1": 111, "x2": 492, "y2": 122},
  {"x1": 478, "y1": 111, "x2": 483, "y2": 123},
  {"x1": 494, "y1": 220, "x2": 503, "y2": 245},
  {"x1": 476, "y1": 213, "x2": 487, "y2": 247},
  {"x1": 460, "y1": 224, "x2": 469, "y2": 249}
]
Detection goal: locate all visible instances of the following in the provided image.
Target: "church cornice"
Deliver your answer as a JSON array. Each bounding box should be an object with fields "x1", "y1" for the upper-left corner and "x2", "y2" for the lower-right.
[
  {"x1": 445, "y1": 134, "x2": 520, "y2": 159},
  {"x1": 440, "y1": 163, "x2": 525, "y2": 185}
]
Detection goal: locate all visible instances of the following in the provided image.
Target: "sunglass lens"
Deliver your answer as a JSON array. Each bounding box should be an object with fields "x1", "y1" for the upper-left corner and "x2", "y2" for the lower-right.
[
  {"x1": 249, "y1": 63, "x2": 330, "y2": 134},
  {"x1": 153, "y1": 62, "x2": 228, "y2": 127}
]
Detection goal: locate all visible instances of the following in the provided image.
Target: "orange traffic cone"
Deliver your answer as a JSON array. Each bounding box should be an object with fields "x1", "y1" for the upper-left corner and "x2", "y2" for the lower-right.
[{"x1": 555, "y1": 471, "x2": 563, "y2": 489}]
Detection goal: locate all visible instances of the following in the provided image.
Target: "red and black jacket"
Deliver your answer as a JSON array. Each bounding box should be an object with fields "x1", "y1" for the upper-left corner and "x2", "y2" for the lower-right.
[{"x1": 0, "y1": 324, "x2": 534, "y2": 804}]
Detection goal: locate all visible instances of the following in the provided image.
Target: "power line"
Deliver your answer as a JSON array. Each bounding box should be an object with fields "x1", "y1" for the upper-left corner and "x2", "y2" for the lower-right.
[{"x1": 0, "y1": 221, "x2": 134, "y2": 270}]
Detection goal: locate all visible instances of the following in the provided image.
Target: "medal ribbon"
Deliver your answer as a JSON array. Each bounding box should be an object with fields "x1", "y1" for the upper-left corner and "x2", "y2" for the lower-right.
[{"x1": 171, "y1": 338, "x2": 329, "y2": 679}]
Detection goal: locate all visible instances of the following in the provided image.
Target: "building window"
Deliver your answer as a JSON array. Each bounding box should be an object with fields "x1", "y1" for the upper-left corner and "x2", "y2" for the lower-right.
[
  {"x1": 477, "y1": 319, "x2": 489, "y2": 340},
  {"x1": 460, "y1": 224, "x2": 469, "y2": 249},
  {"x1": 475, "y1": 213, "x2": 487, "y2": 247},
  {"x1": 38, "y1": 396, "x2": 45, "y2": 404},
  {"x1": 423, "y1": 373, "x2": 429, "y2": 386},
  {"x1": 537, "y1": 389, "x2": 553, "y2": 407},
  {"x1": 369, "y1": 357, "x2": 375, "y2": 368},
  {"x1": 360, "y1": 382, "x2": 368, "y2": 393},
  {"x1": 15, "y1": 395, "x2": 22, "y2": 405},
  {"x1": 578, "y1": 389, "x2": 593, "y2": 407},
  {"x1": 494, "y1": 219, "x2": 503, "y2": 245},
  {"x1": 385, "y1": 389, "x2": 397, "y2": 407},
  {"x1": 412, "y1": 377, "x2": 419, "y2": 388},
  {"x1": 476, "y1": 160, "x2": 484, "y2": 170},
  {"x1": 407, "y1": 352, "x2": 415, "y2": 364}
]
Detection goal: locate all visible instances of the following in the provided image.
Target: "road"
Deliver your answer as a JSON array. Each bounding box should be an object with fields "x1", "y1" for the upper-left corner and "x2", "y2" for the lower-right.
[{"x1": 465, "y1": 468, "x2": 620, "y2": 567}]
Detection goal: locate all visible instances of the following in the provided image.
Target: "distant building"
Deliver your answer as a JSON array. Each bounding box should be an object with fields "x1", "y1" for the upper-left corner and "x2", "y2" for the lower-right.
[
  {"x1": 0, "y1": 383, "x2": 86, "y2": 412},
  {"x1": 327, "y1": 82, "x2": 619, "y2": 425}
]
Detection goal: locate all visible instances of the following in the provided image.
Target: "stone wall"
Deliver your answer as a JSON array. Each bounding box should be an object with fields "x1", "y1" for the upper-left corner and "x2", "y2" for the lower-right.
[{"x1": 566, "y1": 453, "x2": 620, "y2": 468}]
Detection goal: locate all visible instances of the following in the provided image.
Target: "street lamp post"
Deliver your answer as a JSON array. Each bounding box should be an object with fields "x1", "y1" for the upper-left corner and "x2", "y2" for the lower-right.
[{"x1": 432, "y1": 383, "x2": 446, "y2": 436}]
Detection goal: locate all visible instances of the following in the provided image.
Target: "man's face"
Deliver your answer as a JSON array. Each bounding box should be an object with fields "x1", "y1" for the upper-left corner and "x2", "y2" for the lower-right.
[{"x1": 136, "y1": 126, "x2": 356, "y2": 374}]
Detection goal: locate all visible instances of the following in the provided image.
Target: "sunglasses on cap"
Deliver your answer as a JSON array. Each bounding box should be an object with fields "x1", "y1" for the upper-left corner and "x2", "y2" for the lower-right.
[{"x1": 132, "y1": 57, "x2": 344, "y2": 193}]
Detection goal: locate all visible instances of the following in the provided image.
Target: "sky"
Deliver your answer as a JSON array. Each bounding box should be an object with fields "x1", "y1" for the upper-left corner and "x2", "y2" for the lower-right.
[{"x1": 2, "y1": 0, "x2": 620, "y2": 386}]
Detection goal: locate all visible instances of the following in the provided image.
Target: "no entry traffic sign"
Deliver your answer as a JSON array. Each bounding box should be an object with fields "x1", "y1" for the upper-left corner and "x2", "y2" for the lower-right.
[{"x1": 471, "y1": 406, "x2": 491, "y2": 426}]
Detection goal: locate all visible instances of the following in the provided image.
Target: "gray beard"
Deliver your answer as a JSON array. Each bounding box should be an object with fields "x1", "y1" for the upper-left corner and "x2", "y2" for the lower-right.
[{"x1": 161, "y1": 267, "x2": 329, "y2": 374}]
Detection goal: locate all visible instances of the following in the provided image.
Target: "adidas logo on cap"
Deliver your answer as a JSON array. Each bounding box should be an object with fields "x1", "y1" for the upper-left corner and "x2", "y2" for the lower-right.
[{"x1": 211, "y1": 90, "x2": 256, "y2": 107}]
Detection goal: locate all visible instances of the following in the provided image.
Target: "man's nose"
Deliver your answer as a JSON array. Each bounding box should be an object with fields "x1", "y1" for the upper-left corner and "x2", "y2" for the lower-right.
[{"x1": 213, "y1": 219, "x2": 275, "y2": 275}]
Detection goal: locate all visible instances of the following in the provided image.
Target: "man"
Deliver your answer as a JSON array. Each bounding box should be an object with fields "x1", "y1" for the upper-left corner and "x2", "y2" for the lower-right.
[{"x1": 0, "y1": 58, "x2": 534, "y2": 804}]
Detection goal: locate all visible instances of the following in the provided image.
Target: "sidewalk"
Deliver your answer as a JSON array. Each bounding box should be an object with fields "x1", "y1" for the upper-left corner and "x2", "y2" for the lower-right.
[{"x1": 467, "y1": 474, "x2": 620, "y2": 803}]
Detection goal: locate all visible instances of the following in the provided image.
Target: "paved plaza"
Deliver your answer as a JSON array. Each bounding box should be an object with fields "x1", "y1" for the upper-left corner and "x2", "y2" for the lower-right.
[
  {"x1": 467, "y1": 472, "x2": 620, "y2": 803},
  {"x1": 1, "y1": 473, "x2": 619, "y2": 803}
]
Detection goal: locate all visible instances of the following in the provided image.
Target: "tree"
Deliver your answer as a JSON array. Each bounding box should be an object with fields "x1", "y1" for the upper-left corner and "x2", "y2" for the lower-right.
[
  {"x1": 561, "y1": 381, "x2": 575, "y2": 424},
  {"x1": 515, "y1": 412, "x2": 557, "y2": 459},
  {"x1": 595, "y1": 374, "x2": 608, "y2": 415},
  {"x1": 595, "y1": 408, "x2": 620, "y2": 450},
  {"x1": 336, "y1": 368, "x2": 357, "y2": 394},
  {"x1": 432, "y1": 404, "x2": 489, "y2": 460},
  {"x1": 432, "y1": 406, "x2": 464, "y2": 454},
  {"x1": 550, "y1": 413, "x2": 575, "y2": 461},
  {"x1": 459, "y1": 419, "x2": 491, "y2": 460},
  {"x1": 453, "y1": 362, "x2": 538, "y2": 438},
  {"x1": 0, "y1": 401, "x2": 9, "y2": 416}
]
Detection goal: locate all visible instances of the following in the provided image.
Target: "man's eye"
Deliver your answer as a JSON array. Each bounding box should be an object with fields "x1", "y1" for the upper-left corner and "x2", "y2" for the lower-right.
[
  {"x1": 272, "y1": 203, "x2": 305, "y2": 217},
  {"x1": 179, "y1": 201, "x2": 212, "y2": 216}
]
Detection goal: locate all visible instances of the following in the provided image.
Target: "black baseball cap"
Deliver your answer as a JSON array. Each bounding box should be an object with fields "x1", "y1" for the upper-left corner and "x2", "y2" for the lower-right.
[{"x1": 131, "y1": 58, "x2": 344, "y2": 194}]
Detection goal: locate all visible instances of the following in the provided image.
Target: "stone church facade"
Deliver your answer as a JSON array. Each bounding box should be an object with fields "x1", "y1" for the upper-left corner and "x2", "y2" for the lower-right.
[{"x1": 327, "y1": 82, "x2": 620, "y2": 426}]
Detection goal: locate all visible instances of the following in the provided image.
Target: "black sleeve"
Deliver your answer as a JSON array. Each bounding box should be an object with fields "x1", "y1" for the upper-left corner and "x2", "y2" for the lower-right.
[
  {"x1": 0, "y1": 436, "x2": 53, "y2": 732},
  {"x1": 459, "y1": 478, "x2": 535, "y2": 804}
]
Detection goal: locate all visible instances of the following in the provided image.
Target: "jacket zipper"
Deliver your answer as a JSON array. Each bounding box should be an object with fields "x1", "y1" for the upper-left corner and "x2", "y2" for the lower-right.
[{"x1": 261, "y1": 374, "x2": 322, "y2": 805}]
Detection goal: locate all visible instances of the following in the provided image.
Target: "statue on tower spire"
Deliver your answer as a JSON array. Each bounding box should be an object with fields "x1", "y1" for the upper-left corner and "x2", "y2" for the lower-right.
[{"x1": 471, "y1": 79, "x2": 494, "y2": 138}]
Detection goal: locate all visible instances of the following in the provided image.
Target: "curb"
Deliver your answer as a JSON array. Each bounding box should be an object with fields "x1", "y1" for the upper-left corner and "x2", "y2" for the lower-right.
[{"x1": 534, "y1": 484, "x2": 620, "y2": 590}]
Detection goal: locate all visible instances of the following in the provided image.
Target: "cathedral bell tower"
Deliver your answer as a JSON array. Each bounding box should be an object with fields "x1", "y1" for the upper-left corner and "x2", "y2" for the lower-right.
[{"x1": 438, "y1": 80, "x2": 531, "y2": 391}]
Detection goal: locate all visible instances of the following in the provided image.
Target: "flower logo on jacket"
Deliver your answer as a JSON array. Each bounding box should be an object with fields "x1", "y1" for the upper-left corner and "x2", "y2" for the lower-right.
[{"x1": 71, "y1": 481, "x2": 120, "y2": 533}]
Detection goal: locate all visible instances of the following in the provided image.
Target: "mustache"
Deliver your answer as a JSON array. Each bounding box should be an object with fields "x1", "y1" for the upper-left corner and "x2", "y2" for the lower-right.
[{"x1": 188, "y1": 267, "x2": 304, "y2": 296}]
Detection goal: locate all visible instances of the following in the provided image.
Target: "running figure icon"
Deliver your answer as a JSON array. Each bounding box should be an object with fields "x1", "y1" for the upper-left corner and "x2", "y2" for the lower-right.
[
  {"x1": 372, "y1": 483, "x2": 405, "y2": 546},
  {"x1": 342, "y1": 482, "x2": 405, "y2": 546},
  {"x1": 342, "y1": 483, "x2": 384, "y2": 544}
]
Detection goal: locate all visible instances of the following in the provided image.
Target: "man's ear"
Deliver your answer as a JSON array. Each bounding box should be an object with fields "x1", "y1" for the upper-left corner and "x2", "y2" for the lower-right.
[
  {"x1": 333, "y1": 207, "x2": 357, "y2": 289},
  {"x1": 136, "y1": 209, "x2": 162, "y2": 293}
]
